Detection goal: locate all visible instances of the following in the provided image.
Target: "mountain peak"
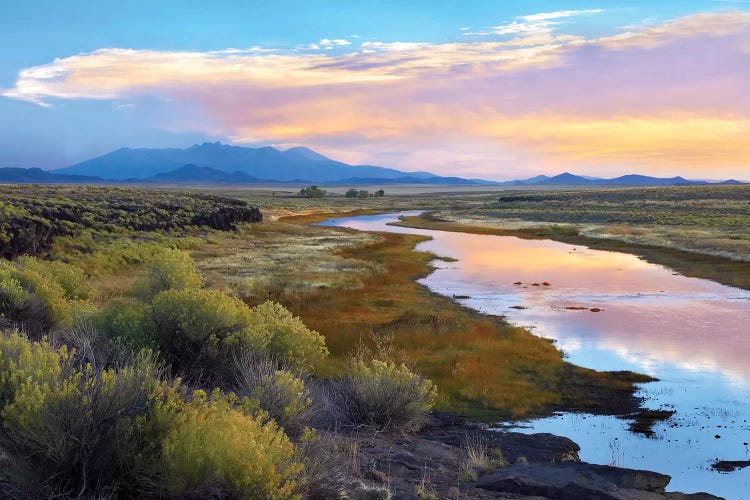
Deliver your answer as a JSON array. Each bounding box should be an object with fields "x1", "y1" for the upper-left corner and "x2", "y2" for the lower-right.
[
  {"x1": 190, "y1": 141, "x2": 225, "y2": 149},
  {"x1": 284, "y1": 146, "x2": 331, "y2": 162}
]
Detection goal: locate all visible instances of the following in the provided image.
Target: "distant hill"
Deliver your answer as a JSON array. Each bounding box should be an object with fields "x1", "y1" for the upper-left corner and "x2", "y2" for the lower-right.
[
  {"x1": 0, "y1": 167, "x2": 105, "y2": 184},
  {"x1": 55, "y1": 142, "x2": 444, "y2": 183},
  {"x1": 139, "y1": 164, "x2": 259, "y2": 184},
  {"x1": 533, "y1": 172, "x2": 712, "y2": 186}
]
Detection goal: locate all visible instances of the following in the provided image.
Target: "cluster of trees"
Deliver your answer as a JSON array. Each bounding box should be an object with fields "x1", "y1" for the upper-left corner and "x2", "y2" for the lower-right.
[
  {"x1": 345, "y1": 188, "x2": 385, "y2": 198},
  {"x1": 0, "y1": 185, "x2": 261, "y2": 260},
  {"x1": 0, "y1": 239, "x2": 437, "y2": 498},
  {"x1": 298, "y1": 185, "x2": 327, "y2": 198},
  {"x1": 297, "y1": 186, "x2": 388, "y2": 199}
]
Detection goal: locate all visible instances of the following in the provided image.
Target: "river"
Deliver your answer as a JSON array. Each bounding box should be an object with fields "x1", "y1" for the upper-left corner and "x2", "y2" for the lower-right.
[{"x1": 318, "y1": 211, "x2": 750, "y2": 499}]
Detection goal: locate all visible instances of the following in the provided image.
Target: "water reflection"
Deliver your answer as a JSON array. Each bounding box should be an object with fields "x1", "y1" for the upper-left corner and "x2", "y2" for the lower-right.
[{"x1": 320, "y1": 212, "x2": 750, "y2": 498}]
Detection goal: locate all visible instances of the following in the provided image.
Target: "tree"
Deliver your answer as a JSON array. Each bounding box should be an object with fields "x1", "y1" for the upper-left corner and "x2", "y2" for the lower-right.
[
  {"x1": 357, "y1": 190, "x2": 370, "y2": 199},
  {"x1": 344, "y1": 188, "x2": 359, "y2": 198},
  {"x1": 375, "y1": 189, "x2": 385, "y2": 197},
  {"x1": 298, "y1": 185, "x2": 327, "y2": 198}
]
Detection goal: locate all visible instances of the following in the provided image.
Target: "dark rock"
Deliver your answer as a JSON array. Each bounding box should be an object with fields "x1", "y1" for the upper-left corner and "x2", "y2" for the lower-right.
[
  {"x1": 477, "y1": 462, "x2": 676, "y2": 499},
  {"x1": 190, "y1": 205, "x2": 262, "y2": 229}
]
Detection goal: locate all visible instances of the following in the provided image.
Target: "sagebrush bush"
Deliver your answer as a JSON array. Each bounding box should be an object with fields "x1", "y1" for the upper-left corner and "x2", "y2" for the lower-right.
[
  {"x1": 234, "y1": 354, "x2": 311, "y2": 435},
  {"x1": 150, "y1": 289, "x2": 328, "y2": 381},
  {"x1": 0, "y1": 331, "x2": 160, "y2": 498},
  {"x1": 0, "y1": 257, "x2": 91, "y2": 336},
  {"x1": 150, "y1": 288, "x2": 267, "y2": 378},
  {"x1": 248, "y1": 301, "x2": 328, "y2": 374},
  {"x1": 96, "y1": 298, "x2": 155, "y2": 352},
  {"x1": 134, "y1": 249, "x2": 202, "y2": 300},
  {"x1": 0, "y1": 264, "x2": 72, "y2": 334},
  {"x1": 159, "y1": 390, "x2": 303, "y2": 500},
  {"x1": 296, "y1": 428, "x2": 350, "y2": 500},
  {"x1": 0, "y1": 330, "x2": 67, "y2": 408},
  {"x1": 0, "y1": 276, "x2": 26, "y2": 315},
  {"x1": 332, "y1": 360, "x2": 437, "y2": 432},
  {"x1": 17, "y1": 256, "x2": 90, "y2": 300}
]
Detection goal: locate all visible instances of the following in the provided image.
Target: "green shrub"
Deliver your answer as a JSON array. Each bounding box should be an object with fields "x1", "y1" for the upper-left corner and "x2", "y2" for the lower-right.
[
  {"x1": 249, "y1": 301, "x2": 328, "y2": 374},
  {"x1": 0, "y1": 276, "x2": 27, "y2": 315},
  {"x1": 0, "y1": 332, "x2": 159, "y2": 497},
  {"x1": 150, "y1": 291, "x2": 328, "y2": 381},
  {"x1": 16, "y1": 269, "x2": 73, "y2": 328},
  {"x1": 0, "y1": 265, "x2": 74, "y2": 333},
  {"x1": 18, "y1": 257, "x2": 90, "y2": 300},
  {"x1": 159, "y1": 390, "x2": 303, "y2": 499},
  {"x1": 234, "y1": 354, "x2": 311, "y2": 434},
  {"x1": 333, "y1": 360, "x2": 437, "y2": 432},
  {"x1": 0, "y1": 331, "x2": 68, "y2": 408},
  {"x1": 133, "y1": 249, "x2": 202, "y2": 300},
  {"x1": 150, "y1": 288, "x2": 268, "y2": 377},
  {"x1": 96, "y1": 298, "x2": 155, "y2": 351}
]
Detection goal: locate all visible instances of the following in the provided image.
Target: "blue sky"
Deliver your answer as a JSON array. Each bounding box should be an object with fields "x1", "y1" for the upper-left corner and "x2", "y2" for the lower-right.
[{"x1": 1, "y1": 0, "x2": 748, "y2": 178}]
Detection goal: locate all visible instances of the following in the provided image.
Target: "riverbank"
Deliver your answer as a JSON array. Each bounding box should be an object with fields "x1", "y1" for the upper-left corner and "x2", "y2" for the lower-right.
[{"x1": 392, "y1": 211, "x2": 750, "y2": 291}]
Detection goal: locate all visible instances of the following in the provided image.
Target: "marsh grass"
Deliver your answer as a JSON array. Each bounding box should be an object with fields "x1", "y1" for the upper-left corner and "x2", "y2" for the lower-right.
[{"x1": 461, "y1": 433, "x2": 507, "y2": 480}]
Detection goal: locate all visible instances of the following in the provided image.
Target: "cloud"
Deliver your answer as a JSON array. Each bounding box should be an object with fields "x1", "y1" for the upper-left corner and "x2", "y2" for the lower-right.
[
  {"x1": 520, "y1": 9, "x2": 604, "y2": 22},
  {"x1": 482, "y1": 8, "x2": 604, "y2": 38},
  {"x1": 2, "y1": 11, "x2": 750, "y2": 178},
  {"x1": 319, "y1": 38, "x2": 351, "y2": 47}
]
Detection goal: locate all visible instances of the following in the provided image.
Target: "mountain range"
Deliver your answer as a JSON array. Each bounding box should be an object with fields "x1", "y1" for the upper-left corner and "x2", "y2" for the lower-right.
[
  {"x1": 0, "y1": 142, "x2": 745, "y2": 186},
  {"x1": 499, "y1": 172, "x2": 744, "y2": 186},
  {"x1": 55, "y1": 142, "x2": 447, "y2": 183}
]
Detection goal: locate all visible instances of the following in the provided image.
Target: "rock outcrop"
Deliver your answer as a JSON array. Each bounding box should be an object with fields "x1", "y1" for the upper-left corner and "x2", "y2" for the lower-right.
[{"x1": 349, "y1": 413, "x2": 724, "y2": 500}]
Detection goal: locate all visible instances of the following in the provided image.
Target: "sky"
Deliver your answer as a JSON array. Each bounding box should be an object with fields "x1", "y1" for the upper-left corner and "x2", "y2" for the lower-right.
[{"x1": 1, "y1": 0, "x2": 749, "y2": 180}]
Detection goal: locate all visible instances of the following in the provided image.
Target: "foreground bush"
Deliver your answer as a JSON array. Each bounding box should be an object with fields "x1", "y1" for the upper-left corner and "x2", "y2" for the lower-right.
[
  {"x1": 150, "y1": 288, "x2": 327, "y2": 380},
  {"x1": 234, "y1": 353, "x2": 311, "y2": 435},
  {"x1": 0, "y1": 331, "x2": 307, "y2": 499},
  {"x1": 158, "y1": 390, "x2": 303, "y2": 499},
  {"x1": 249, "y1": 301, "x2": 328, "y2": 374},
  {"x1": 0, "y1": 331, "x2": 158, "y2": 498},
  {"x1": 0, "y1": 259, "x2": 81, "y2": 334},
  {"x1": 17, "y1": 256, "x2": 90, "y2": 300},
  {"x1": 134, "y1": 249, "x2": 202, "y2": 300},
  {"x1": 95, "y1": 298, "x2": 155, "y2": 351},
  {"x1": 330, "y1": 360, "x2": 437, "y2": 432},
  {"x1": 150, "y1": 288, "x2": 266, "y2": 377}
]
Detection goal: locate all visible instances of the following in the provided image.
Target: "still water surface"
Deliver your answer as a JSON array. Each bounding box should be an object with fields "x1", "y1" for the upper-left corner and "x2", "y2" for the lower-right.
[{"x1": 319, "y1": 212, "x2": 750, "y2": 499}]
